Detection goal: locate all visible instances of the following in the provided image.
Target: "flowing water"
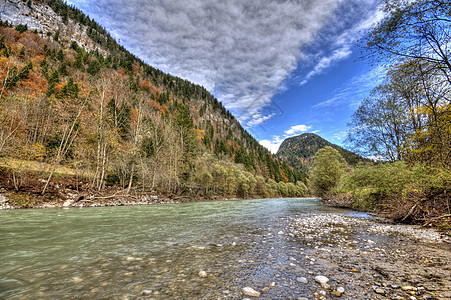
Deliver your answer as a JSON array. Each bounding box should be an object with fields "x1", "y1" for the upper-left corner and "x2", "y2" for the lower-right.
[{"x1": 1, "y1": 198, "x2": 449, "y2": 299}]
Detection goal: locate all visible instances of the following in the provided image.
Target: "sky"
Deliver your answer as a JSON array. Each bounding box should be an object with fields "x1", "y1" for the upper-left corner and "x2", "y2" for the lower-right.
[{"x1": 66, "y1": 0, "x2": 386, "y2": 153}]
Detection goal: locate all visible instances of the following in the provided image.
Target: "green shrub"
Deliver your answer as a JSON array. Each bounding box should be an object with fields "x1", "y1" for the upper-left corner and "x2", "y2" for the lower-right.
[{"x1": 341, "y1": 161, "x2": 411, "y2": 209}]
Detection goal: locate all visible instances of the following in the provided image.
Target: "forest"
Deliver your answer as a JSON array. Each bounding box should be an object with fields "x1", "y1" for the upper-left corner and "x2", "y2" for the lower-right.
[{"x1": 0, "y1": 0, "x2": 307, "y2": 208}]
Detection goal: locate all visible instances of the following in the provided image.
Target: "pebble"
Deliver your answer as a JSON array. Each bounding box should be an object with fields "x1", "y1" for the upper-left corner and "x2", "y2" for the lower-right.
[
  {"x1": 314, "y1": 275, "x2": 329, "y2": 285},
  {"x1": 242, "y1": 287, "x2": 261, "y2": 297},
  {"x1": 333, "y1": 286, "x2": 345, "y2": 296},
  {"x1": 198, "y1": 271, "x2": 208, "y2": 278},
  {"x1": 140, "y1": 290, "x2": 152, "y2": 295},
  {"x1": 296, "y1": 277, "x2": 308, "y2": 284}
]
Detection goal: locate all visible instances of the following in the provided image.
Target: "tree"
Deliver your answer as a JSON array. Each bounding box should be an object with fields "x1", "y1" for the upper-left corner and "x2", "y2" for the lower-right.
[
  {"x1": 347, "y1": 60, "x2": 450, "y2": 165},
  {"x1": 310, "y1": 146, "x2": 346, "y2": 196},
  {"x1": 15, "y1": 24, "x2": 28, "y2": 34},
  {"x1": 347, "y1": 87, "x2": 409, "y2": 161},
  {"x1": 42, "y1": 97, "x2": 86, "y2": 194},
  {"x1": 87, "y1": 59, "x2": 101, "y2": 75},
  {"x1": 362, "y1": 0, "x2": 451, "y2": 84}
]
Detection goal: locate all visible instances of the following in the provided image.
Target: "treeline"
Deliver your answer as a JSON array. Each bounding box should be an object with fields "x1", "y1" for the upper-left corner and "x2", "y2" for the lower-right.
[
  {"x1": 310, "y1": 0, "x2": 450, "y2": 227},
  {"x1": 0, "y1": 6, "x2": 305, "y2": 201}
]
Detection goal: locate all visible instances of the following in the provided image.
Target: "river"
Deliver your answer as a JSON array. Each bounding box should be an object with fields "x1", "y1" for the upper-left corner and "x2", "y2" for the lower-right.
[{"x1": 1, "y1": 198, "x2": 450, "y2": 299}]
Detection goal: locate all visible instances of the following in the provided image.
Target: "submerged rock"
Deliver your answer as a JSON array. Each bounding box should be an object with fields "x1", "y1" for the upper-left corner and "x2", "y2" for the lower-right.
[{"x1": 296, "y1": 277, "x2": 308, "y2": 283}]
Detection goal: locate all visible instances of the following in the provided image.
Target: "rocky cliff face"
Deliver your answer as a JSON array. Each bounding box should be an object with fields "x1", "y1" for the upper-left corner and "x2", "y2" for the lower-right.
[{"x1": 1, "y1": 0, "x2": 105, "y2": 54}]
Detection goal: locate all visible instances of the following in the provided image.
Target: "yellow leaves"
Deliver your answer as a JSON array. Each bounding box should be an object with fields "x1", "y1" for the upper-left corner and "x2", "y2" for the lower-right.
[
  {"x1": 24, "y1": 143, "x2": 46, "y2": 161},
  {"x1": 195, "y1": 128, "x2": 205, "y2": 142}
]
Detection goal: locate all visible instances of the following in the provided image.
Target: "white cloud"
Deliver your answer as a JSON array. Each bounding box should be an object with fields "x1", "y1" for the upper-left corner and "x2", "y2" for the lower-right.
[
  {"x1": 284, "y1": 124, "x2": 312, "y2": 136},
  {"x1": 65, "y1": 0, "x2": 381, "y2": 124},
  {"x1": 259, "y1": 136, "x2": 284, "y2": 154}
]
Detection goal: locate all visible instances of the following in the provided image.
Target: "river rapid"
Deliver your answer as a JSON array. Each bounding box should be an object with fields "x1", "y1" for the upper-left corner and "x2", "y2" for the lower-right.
[{"x1": 1, "y1": 198, "x2": 450, "y2": 299}]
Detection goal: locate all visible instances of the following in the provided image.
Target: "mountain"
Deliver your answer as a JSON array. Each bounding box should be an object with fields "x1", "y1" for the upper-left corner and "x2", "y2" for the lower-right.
[
  {"x1": 277, "y1": 133, "x2": 364, "y2": 174},
  {"x1": 0, "y1": 0, "x2": 308, "y2": 203}
]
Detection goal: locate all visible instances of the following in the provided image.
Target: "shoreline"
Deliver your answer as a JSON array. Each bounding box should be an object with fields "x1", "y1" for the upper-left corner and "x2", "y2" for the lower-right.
[{"x1": 0, "y1": 188, "x2": 260, "y2": 210}]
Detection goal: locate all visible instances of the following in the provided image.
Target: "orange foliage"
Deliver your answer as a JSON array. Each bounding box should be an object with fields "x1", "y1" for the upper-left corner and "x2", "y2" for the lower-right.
[
  {"x1": 130, "y1": 108, "x2": 139, "y2": 124},
  {"x1": 160, "y1": 104, "x2": 168, "y2": 117},
  {"x1": 117, "y1": 68, "x2": 126, "y2": 77},
  {"x1": 140, "y1": 79, "x2": 158, "y2": 94},
  {"x1": 195, "y1": 128, "x2": 205, "y2": 142},
  {"x1": 149, "y1": 99, "x2": 161, "y2": 111},
  {"x1": 280, "y1": 169, "x2": 288, "y2": 183},
  {"x1": 31, "y1": 54, "x2": 45, "y2": 66},
  {"x1": 18, "y1": 71, "x2": 47, "y2": 97}
]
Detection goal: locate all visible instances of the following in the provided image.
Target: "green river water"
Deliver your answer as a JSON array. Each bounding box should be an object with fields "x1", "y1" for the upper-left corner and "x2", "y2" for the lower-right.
[{"x1": 0, "y1": 198, "x2": 375, "y2": 299}]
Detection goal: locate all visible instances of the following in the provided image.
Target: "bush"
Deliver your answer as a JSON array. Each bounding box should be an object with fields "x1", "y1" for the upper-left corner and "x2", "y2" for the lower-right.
[{"x1": 341, "y1": 161, "x2": 411, "y2": 210}]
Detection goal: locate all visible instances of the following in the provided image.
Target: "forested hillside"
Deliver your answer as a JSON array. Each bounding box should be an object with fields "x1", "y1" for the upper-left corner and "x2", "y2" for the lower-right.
[
  {"x1": 277, "y1": 133, "x2": 363, "y2": 174},
  {"x1": 0, "y1": 0, "x2": 308, "y2": 207}
]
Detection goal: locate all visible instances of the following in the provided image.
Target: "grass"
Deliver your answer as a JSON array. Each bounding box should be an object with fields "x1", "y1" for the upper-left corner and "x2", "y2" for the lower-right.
[{"x1": 0, "y1": 157, "x2": 93, "y2": 179}]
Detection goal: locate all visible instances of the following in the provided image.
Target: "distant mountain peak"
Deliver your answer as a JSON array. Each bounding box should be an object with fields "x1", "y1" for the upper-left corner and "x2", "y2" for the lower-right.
[{"x1": 277, "y1": 133, "x2": 363, "y2": 174}]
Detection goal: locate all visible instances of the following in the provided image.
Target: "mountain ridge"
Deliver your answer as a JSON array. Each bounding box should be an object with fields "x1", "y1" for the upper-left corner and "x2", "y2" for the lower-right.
[{"x1": 277, "y1": 133, "x2": 364, "y2": 174}]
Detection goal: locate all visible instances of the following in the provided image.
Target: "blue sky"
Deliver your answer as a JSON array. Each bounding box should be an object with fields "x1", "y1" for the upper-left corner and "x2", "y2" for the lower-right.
[{"x1": 66, "y1": 0, "x2": 386, "y2": 153}]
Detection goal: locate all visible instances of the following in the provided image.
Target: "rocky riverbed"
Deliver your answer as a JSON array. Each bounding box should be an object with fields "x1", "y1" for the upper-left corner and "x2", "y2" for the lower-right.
[{"x1": 282, "y1": 213, "x2": 451, "y2": 300}]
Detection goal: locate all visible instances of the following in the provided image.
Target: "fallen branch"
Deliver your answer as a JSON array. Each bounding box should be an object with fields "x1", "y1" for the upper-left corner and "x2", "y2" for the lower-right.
[
  {"x1": 89, "y1": 191, "x2": 125, "y2": 199},
  {"x1": 401, "y1": 204, "x2": 418, "y2": 222},
  {"x1": 420, "y1": 214, "x2": 451, "y2": 221}
]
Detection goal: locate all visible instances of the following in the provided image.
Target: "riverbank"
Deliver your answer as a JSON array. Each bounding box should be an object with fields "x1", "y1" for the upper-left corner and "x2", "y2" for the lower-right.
[
  {"x1": 0, "y1": 176, "x2": 248, "y2": 210},
  {"x1": 0, "y1": 166, "x2": 258, "y2": 210},
  {"x1": 0, "y1": 187, "x2": 235, "y2": 210},
  {"x1": 286, "y1": 212, "x2": 451, "y2": 299},
  {"x1": 321, "y1": 192, "x2": 451, "y2": 232}
]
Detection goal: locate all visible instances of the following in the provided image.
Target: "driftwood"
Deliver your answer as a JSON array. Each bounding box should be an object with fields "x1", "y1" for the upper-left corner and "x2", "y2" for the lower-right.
[
  {"x1": 89, "y1": 191, "x2": 125, "y2": 200},
  {"x1": 401, "y1": 203, "x2": 418, "y2": 222},
  {"x1": 173, "y1": 195, "x2": 191, "y2": 200},
  {"x1": 421, "y1": 214, "x2": 451, "y2": 221}
]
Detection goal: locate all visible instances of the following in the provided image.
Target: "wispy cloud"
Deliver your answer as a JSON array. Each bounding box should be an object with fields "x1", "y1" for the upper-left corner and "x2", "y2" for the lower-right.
[
  {"x1": 299, "y1": 1, "x2": 384, "y2": 86},
  {"x1": 284, "y1": 124, "x2": 312, "y2": 136},
  {"x1": 313, "y1": 64, "x2": 386, "y2": 109},
  {"x1": 66, "y1": 0, "x2": 380, "y2": 124},
  {"x1": 246, "y1": 113, "x2": 275, "y2": 127},
  {"x1": 300, "y1": 48, "x2": 352, "y2": 86}
]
